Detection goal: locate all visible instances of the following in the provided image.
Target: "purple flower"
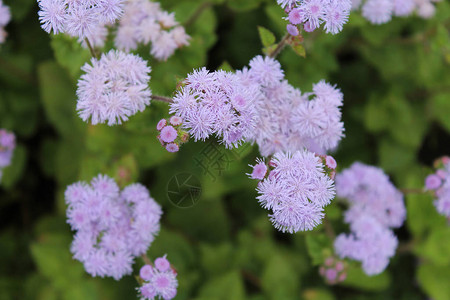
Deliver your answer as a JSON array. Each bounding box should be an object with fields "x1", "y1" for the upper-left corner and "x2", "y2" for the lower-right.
[
  {"x1": 289, "y1": 8, "x2": 304, "y2": 25},
  {"x1": 286, "y1": 24, "x2": 300, "y2": 36},
  {"x1": 165, "y1": 143, "x2": 179, "y2": 153},
  {"x1": 249, "y1": 159, "x2": 268, "y2": 180},
  {"x1": 37, "y1": 0, "x2": 66, "y2": 34},
  {"x1": 157, "y1": 119, "x2": 167, "y2": 131},
  {"x1": 139, "y1": 256, "x2": 178, "y2": 300},
  {"x1": 65, "y1": 175, "x2": 162, "y2": 280},
  {"x1": 76, "y1": 50, "x2": 151, "y2": 125},
  {"x1": 160, "y1": 126, "x2": 178, "y2": 143},
  {"x1": 336, "y1": 162, "x2": 406, "y2": 228},
  {"x1": 115, "y1": 0, "x2": 190, "y2": 60},
  {"x1": 425, "y1": 174, "x2": 441, "y2": 190},
  {"x1": 0, "y1": 129, "x2": 15, "y2": 179},
  {"x1": 251, "y1": 150, "x2": 335, "y2": 233},
  {"x1": 362, "y1": 0, "x2": 393, "y2": 24}
]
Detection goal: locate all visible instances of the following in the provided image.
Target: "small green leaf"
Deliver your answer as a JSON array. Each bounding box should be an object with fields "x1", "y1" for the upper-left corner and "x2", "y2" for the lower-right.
[
  {"x1": 258, "y1": 26, "x2": 276, "y2": 48},
  {"x1": 291, "y1": 43, "x2": 306, "y2": 57},
  {"x1": 262, "y1": 254, "x2": 300, "y2": 300},
  {"x1": 417, "y1": 263, "x2": 450, "y2": 300},
  {"x1": 305, "y1": 234, "x2": 332, "y2": 266},
  {"x1": 341, "y1": 263, "x2": 391, "y2": 291},
  {"x1": 198, "y1": 270, "x2": 246, "y2": 300}
]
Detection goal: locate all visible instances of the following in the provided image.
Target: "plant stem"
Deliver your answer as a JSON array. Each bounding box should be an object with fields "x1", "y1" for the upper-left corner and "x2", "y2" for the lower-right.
[
  {"x1": 400, "y1": 188, "x2": 425, "y2": 194},
  {"x1": 151, "y1": 94, "x2": 173, "y2": 103},
  {"x1": 141, "y1": 254, "x2": 152, "y2": 265},
  {"x1": 268, "y1": 34, "x2": 289, "y2": 58},
  {"x1": 184, "y1": 2, "x2": 212, "y2": 27},
  {"x1": 85, "y1": 38, "x2": 98, "y2": 59}
]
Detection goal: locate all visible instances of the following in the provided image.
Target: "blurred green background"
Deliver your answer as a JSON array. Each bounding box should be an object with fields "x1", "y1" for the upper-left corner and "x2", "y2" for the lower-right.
[{"x1": 1, "y1": 0, "x2": 450, "y2": 299}]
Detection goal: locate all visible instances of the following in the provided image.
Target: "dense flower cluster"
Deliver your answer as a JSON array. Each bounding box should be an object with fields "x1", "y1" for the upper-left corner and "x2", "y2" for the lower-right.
[
  {"x1": 0, "y1": 0, "x2": 10, "y2": 44},
  {"x1": 0, "y1": 129, "x2": 15, "y2": 183},
  {"x1": 65, "y1": 174, "x2": 162, "y2": 280},
  {"x1": 77, "y1": 50, "x2": 152, "y2": 125},
  {"x1": 319, "y1": 256, "x2": 347, "y2": 285},
  {"x1": 37, "y1": 0, "x2": 124, "y2": 45},
  {"x1": 425, "y1": 156, "x2": 450, "y2": 218},
  {"x1": 278, "y1": 0, "x2": 352, "y2": 34},
  {"x1": 139, "y1": 255, "x2": 178, "y2": 300},
  {"x1": 250, "y1": 150, "x2": 336, "y2": 233},
  {"x1": 245, "y1": 56, "x2": 345, "y2": 156},
  {"x1": 334, "y1": 163, "x2": 405, "y2": 275},
  {"x1": 156, "y1": 116, "x2": 189, "y2": 152},
  {"x1": 115, "y1": 0, "x2": 190, "y2": 61},
  {"x1": 169, "y1": 68, "x2": 261, "y2": 148},
  {"x1": 352, "y1": 0, "x2": 440, "y2": 24}
]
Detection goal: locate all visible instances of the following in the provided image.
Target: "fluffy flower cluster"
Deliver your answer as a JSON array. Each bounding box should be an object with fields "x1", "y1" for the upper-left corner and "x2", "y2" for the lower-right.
[
  {"x1": 352, "y1": 0, "x2": 440, "y2": 24},
  {"x1": 0, "y1": 0, "x2": 10, "y2": 44},
  {"x1": 115, "y1": 0, "x2": 190, "y2": 61},
  {"x1": 156, "y1": 116, "x2": 189, "y2": 152},
  {"x1": 77, "y1": 50, "x2": 152, "y2": 125},
  {"x1": 245, "y1": 56, "x2": 345, "y2": 156},
  {"x1": 424, "y1": 156, "x2": 450, "y2": 218},
  {"x1": 139, "y1": 255, "x2": 178, "y2": 300},
  {"x1": 278, "y1": 0, "x2": 352, "y2": 34},
  {"x1": 334, "y1": 162, "x2": 405, "y2": 275},
  {"x1": 65, "y1": 174, "x2": 162, "y2": 280},
  {"x1": 250, "y1": 150, "x2": 336, "y2": 233},
  {"x1": 319, "y1": 256, "x2": 347, "y2": 285},
  {"x1": 37, "y1": 0, "x2": 124, "y2": 46},
  {"x1": 170, "y1": 68, "x2": 262, "y2": 148},
  {"x1": 0, "y1": 129, "x2": 15, "y2": 182}
]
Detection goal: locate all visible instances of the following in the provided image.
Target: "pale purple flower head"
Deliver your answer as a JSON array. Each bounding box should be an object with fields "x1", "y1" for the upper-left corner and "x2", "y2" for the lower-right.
[
  {"x1": 336, "y1": 162, "x2": 406, "y2": 228},
  {"x1": 425, "y1": 174, "x2": 442, "y2": 190},
  {"x1": 139, "y1": 255, "x2": 178, "y2": 300},
  {"x1": 334, "y1": 216, "x2": 398, "y2": 276},
  {"x1": 160, "y1": 126, "x2": 178, "y2": 143},
  {"x1": 37, "y1": 0, "x2": 123, "y2": 40},
  {"x1": 169, "y1": 116, "x2": 183, "y2": 126},
  {"x1": 0, "y1": 129, "x2": 15, "y2": 171},
  {"x1": 286, "y1": 24, "x2": 300, "y2": 36},
  {"x1": 65, "y1": 175, "x2": 162, "y2": 280},
  {"x1": 115, "y1": 0, "x2": 190, "y2": 60},
  {"x1": 0, "y1": 0, "x2": 10, "y2": 43},
  {"x1": 362, "y1": 0, "x2": 393, "y2": 24},
  {"x1": 76, "y1": 50, "x2": 151, "y2": 126},
  {"x1": 170, "y1": 67, "x2": 261, "y2": 148},
  {"x1": 249, "y1": 158, "x2": 268, "y2": 180},
  {"x1": 157, "y1": 119, "x2": 167, "y2": 131},
  {"x1": 252, "y1": 150, "x2": 335, "y2": 233},
  {"x1": 165, "y1": 143, "x2": 179, "y2": 153}
]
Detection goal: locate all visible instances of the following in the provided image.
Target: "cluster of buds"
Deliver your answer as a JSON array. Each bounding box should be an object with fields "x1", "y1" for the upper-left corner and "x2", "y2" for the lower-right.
[
  {"x1": 319, "y1": 256, "x2": 347, "y2": 285},
  {"x1": 138, "y1": 255, "x2": 178, "y2": 300},
  {"x1": 156, "y1": 116, "x2": 189, "y2": 153},
  {"x1": 425, "y1": 156, "x2": 450, "y2": 218},
  {"x1": 0, "y1": 129, "x2": 15, "y2": 182}
]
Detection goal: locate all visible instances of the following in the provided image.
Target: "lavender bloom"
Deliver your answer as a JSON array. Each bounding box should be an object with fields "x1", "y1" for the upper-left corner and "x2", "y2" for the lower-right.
[
  {"x1": 76, "y1": 50, "x2": 151, "y2": 125},
  {"x1": 170, "y1": 68, "x2": 261, "y2": 148},
  {"x1": 139, "y1": 256, "x2": 178, "y2": 300},
  {"x1": 425, "y1": 157, "x2": 450, "y2": 218},
  {"x1": 0, "y1": 0, "x2": 10, "y2": 43},
  {"x1": 115, "y1": 0, "x2": 190, "y2": 61},
  {"x1": 37, "y1": 0, "x2": 123, "y2": 43},
  {"x1": 246, "y1": 59, "x2": 345, "y2": 156},
  {"x1": 352, "y1": 0, "x2": 439, "y2": 24},
  {"x1": 334, "y1": 216, "x2": 398, "y2": 275},
  {"x1": 336, "y1": 162, "x2": 406, "y2": 228},
  {"x1": 65, "y1": 175, "x2": 162, "y2": 280},
  {"x1": 251, "y1": 150, "x2": 336, "y2": 233},
  {"x1": 334, "y1": 163, "x2": 405, "y2": 275},
  {"x1": 280, "y1": 0, "x2": 352, "y2": 35},
  {"x1": 0, "y1": 129, "x2": 15, "y2": 182}
]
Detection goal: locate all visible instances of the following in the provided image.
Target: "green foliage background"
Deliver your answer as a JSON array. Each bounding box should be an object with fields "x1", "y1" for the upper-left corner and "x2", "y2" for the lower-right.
[{"x1": 0, "y1": 0, "x2": 450, "y2": 299}]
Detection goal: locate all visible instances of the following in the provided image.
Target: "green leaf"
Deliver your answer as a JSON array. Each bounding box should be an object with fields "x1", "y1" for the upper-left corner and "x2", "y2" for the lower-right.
[
  {"x1": 37, "y1": 61, "x2": 86, "y2": 139},
  {"x1": 305, "y1": 234, "x2": 332, "y2": 266},
  {"x1": 341, "y1": 263, "x2": 391, "y2": 291},
  {"x1": 50, "y1": 35, "x2": 91, "y2": 80},
  {"x1": 416, "y1": 227, "x2": 450, "y2": 265},
  {"x1": 198, "y1": 270, "x2": 246, "y2": 300},
  {"x1": 430, "y1": 92, "x2": 450, "y2": 133},
  {"x1": 218, "y1": 61, "x2": 234, "y2": 72},
  {"x1": 417, "y1": 263, "x2": 450, "y2": 300},
  {"x1": 291, "y1": 43, "x2": 306, "y2": 58},
  {"x1": 261, "y1": 254, "x2": 300, "y2": 300},
  {"x1": 227, "y1": 0, "x2": 262, "y2": 11},
  {"x1": 1, "y1": 145, "x2": 26, "y2": 189},
  {"x1": 258, "y1": 26, "x2": 276, "y2": 48},
  {"x1": 200, "y1": 243, "x2": 234, "y2": 276}
]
